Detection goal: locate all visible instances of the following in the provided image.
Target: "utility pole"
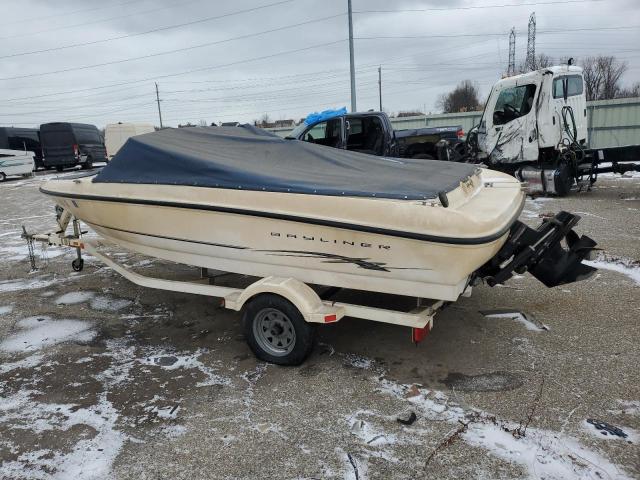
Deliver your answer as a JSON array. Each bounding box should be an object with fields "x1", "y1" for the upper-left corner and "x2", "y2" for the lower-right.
[
  {"x1": 348, "y1": 0, "x2": 357, "y2": 112},
  {"x1": 155, "y1": 82, "x2": 163, "y2": 128},
  {"x1": 507, "y1": 27, "x2": 516, "y2": 76},
  {"x1": 526, "y1": 12, "x2": 536, "y2": 71},
  {"x1": 378, "y1": 66, "x2": 382, "y2": 111}
]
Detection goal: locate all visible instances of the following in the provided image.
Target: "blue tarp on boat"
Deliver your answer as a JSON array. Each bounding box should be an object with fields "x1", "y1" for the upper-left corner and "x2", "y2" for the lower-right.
[{"x1": 93, "y1": 125, "x2": 477, "y2": 200}]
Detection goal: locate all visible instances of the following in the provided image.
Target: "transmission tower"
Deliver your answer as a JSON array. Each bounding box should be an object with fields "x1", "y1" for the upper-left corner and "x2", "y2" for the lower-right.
[
  {"x1": 526, "y1": 12, "x2": 536, "y2": 71},
  {"x1": 508, "y1": 27, "x2": 516, "y2": 76}
]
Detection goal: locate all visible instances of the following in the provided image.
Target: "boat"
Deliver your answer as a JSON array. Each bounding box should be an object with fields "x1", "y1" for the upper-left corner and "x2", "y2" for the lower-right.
[
  {"x1": 39, "y1": 125, "x2": 596, "y2": 302},
  {"x1": 33, "y1": 125, "x2": 597, "y2": 364}
]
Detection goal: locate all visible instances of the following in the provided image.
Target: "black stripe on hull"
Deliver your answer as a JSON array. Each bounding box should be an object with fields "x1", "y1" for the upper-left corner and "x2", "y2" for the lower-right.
[
  {"x1": 86, "y1": 221, "x2": 247, "y2": 250},
  {"x1": 41, "y1": 187, "x2": 524, "y2": 246}
]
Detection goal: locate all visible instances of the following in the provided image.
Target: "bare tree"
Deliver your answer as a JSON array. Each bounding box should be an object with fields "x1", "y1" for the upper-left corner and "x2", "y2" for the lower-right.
[
  {"x1": 599, "y1": 56, "x2": 627, "y2": 99},
  {"x1": 537, "y1": 53, "x2": 553, "y2": 69},
  {"x1": 437, "y1": 80, "x2": 481, "y2": 113},
  {"x1": 518, "y1": 53, "x2": 554, "y2": 73},
  {"x1": 581, "y1": 56, "x2": 627, "y2": 100},
  {"x1": 617, "y1": 82, "x2": 640, "y2": 99},
  {"x1": 581, "y1": 56, "x2": 602, "y2": 101}
]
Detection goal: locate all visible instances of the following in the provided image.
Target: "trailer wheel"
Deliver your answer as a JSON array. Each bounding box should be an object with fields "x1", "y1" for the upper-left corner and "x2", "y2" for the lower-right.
[
  {"x1": 0, "y1": 172, "x2": 5, "y2": 182},
  {"x1": 243, "y1": 294, "x2": 315, "y2": 366},
  {"x1": 71, "y1": 258, "x2": 84, "y2": 272}
]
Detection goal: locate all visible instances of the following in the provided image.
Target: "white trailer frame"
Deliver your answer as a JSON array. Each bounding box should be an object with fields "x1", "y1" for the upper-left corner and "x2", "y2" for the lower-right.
[{"x1": 25, "y1": 220, "x2": 446, "y2": 359}]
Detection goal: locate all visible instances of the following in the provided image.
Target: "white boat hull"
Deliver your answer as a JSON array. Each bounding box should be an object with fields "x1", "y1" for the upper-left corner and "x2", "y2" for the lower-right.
[{"x1": 41, "y1": 169, "x2": 525, "y2": 301}]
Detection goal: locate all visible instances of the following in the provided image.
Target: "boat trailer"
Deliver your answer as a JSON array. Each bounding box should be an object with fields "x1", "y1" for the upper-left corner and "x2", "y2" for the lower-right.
[
  {"x1": 22, "y1": 204, "x2": 595, "y2": 365},
  {"x1": 22, "y1": 213, "x2": 446, "y2": 365}
]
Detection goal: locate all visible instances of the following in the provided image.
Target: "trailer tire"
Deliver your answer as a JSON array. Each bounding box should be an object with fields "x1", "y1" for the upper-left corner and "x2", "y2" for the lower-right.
[
  {"x1": 0, "y1": 172, "x2": 5, "y2": 182},
  {"x1": 243, "y1": 294, "x2": 315, "y2": 366}
]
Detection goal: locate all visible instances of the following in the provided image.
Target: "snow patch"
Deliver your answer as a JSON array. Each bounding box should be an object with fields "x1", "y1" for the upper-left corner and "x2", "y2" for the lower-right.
[
  {"x1": 161, "y1": 424, "x2": 187, "y2": 439},
  {"x1": 0, "y1": 354, "x2": 44, "y2": 375},
  {"x1": 0, "y1": 385, "x2": 128, "y2": 480},
  {"x1": 0, "y1": 243, "x2": 67, "y2": 261},
  {"x1": 89, "y1": 295, "x2": 132, "y2": 312},
  {"x1": 584, "y1": 256, "x2": 640, "y2": 286},
  {"x1": 138, "y1": 348, "x2": 231, "y2": 387},
  {"x1": 482, "y1": 311, "x2": 548, "y2": 331},
  {"x1": 464, "y1": 421, "x2": 633, "y2": 479},
  {"x1": 0, "y1": 304, "x2": 14, "y2": 315},
  {"x1": 344, "y1": 353, "x2": 374, "y2": 369},
  {"x1": 377, "y1": 379, "x2": 634, "y2": 480},
  {"x1": 0, "y1": 316, "x2": 96, "y2": 353},
  {"x1": 55, "y1": 291, "x2": 96, "y2": 305},
  {"x1": 0, "y1": 276, "x2": 58, "y2": 293},
  {"x1": 348, "y1": 411, "x2": 397, "y2": 446}
]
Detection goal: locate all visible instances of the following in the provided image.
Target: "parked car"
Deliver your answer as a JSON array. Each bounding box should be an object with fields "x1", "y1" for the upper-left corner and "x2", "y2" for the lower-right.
[
  {"x1": 0, "y1": 127, "x2": 43, "y2": 169},
  {"x1": 0, "y1": 148, "x2": 35, "y2": 181},
  {"x1": 286, "y1": 109, "x2": 463, "y2": 160},
  {"x1": 104, "y1": 122, "x2": 155, "y2": 160},
  {"x1": 40, "y1": 122, "x2": 107, "y2": 171}
]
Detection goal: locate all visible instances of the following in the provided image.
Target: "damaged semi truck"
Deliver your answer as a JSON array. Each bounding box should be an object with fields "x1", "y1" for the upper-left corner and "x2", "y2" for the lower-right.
[{"x1": 448, "y1": 64, "x2": 640, "y2": 195}]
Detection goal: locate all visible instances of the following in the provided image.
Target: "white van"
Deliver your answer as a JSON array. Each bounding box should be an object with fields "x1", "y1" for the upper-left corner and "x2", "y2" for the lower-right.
[
  {"x1": 0, "y1": 149, "x2": 35, "y2": 181},
  {"x1": 104, "y1": 123, "x2": 155, "y2": 160}
]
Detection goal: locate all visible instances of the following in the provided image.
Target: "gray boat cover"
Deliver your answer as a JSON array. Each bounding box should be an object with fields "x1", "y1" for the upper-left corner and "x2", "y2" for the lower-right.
[{"x1": 93, "y1": 125, "x2": 478, "y2": 200}]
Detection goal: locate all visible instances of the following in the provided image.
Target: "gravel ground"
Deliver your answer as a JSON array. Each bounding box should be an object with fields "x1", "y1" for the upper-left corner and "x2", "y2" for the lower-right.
[{"x1": 0, "y1": 170, "x2": 638, "y2": 479}]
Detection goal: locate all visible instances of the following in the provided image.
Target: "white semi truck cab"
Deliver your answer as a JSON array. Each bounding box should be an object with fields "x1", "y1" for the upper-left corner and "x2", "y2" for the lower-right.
[{"x1": 460, "y1": 64, "x2": 640, "y2": 195}]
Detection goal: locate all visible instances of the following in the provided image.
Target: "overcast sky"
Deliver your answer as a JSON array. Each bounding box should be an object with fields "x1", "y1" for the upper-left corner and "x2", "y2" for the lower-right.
[{"x1": 1, "y1": 0, "x2": 639, "y2": 128}]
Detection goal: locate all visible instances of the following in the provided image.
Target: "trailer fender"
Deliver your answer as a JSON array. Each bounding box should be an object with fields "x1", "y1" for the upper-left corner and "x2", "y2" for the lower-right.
[{"x1": 223, "y1": 276, "x2": 345, "y2": 324}]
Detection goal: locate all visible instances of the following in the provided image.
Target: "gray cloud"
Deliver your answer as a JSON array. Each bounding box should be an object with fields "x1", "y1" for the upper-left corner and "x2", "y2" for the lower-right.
[{"x1": 1, "y1": 0, "x2": 638, "y2": 127}]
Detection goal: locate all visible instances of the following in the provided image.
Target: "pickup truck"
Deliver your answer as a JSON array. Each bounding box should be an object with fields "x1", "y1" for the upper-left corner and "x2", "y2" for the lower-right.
[{"x1": 286, "y1": 109, "x2": 463, "y2": 160}]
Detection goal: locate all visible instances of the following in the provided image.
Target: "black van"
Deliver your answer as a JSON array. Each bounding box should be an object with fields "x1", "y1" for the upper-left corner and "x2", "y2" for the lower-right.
[
  {"x1": 0, "y1": 127, "x2": 43, "y2": 169},
  {"x1": 40, "y1": 122, "x2": 107, "y2": 171}
]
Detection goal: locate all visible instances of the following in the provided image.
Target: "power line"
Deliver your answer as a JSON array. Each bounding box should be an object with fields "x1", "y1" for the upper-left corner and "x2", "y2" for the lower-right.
[
  {"x1": 0, "y1": 39, "x2": 347, "y2": 102},
  {"x1": 353, "y1": 0, "x2": 602, "y2": 14},
  {"x1": 0, "y1": 0, "x2": 206, "y2": 40},
  {"x1": 4, "y1": 19, "x2": 631, "y2": 83},
  {"x1": 7, "y1": 0, "x2": 147, "y2": 24},
  {"x1": 354, "y1": 24, "x2": 640, "y2": 41},
  {"x1": 0, "y1": 14, "x2": 345, "y2": 81},
  {"x1": 0, "y1": 0, "x2": 294, "y2": 60}
]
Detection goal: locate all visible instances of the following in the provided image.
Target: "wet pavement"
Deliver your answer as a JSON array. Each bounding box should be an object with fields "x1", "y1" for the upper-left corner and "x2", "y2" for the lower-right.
[{"x1": 0, "y1": 170, "x2": 639, "y2": 479}]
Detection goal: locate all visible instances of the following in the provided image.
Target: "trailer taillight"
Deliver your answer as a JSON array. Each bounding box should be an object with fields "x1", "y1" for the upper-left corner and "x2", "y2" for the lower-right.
[{"x1": 456, "y1": 129, "x2": 464, "y2": 139}]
